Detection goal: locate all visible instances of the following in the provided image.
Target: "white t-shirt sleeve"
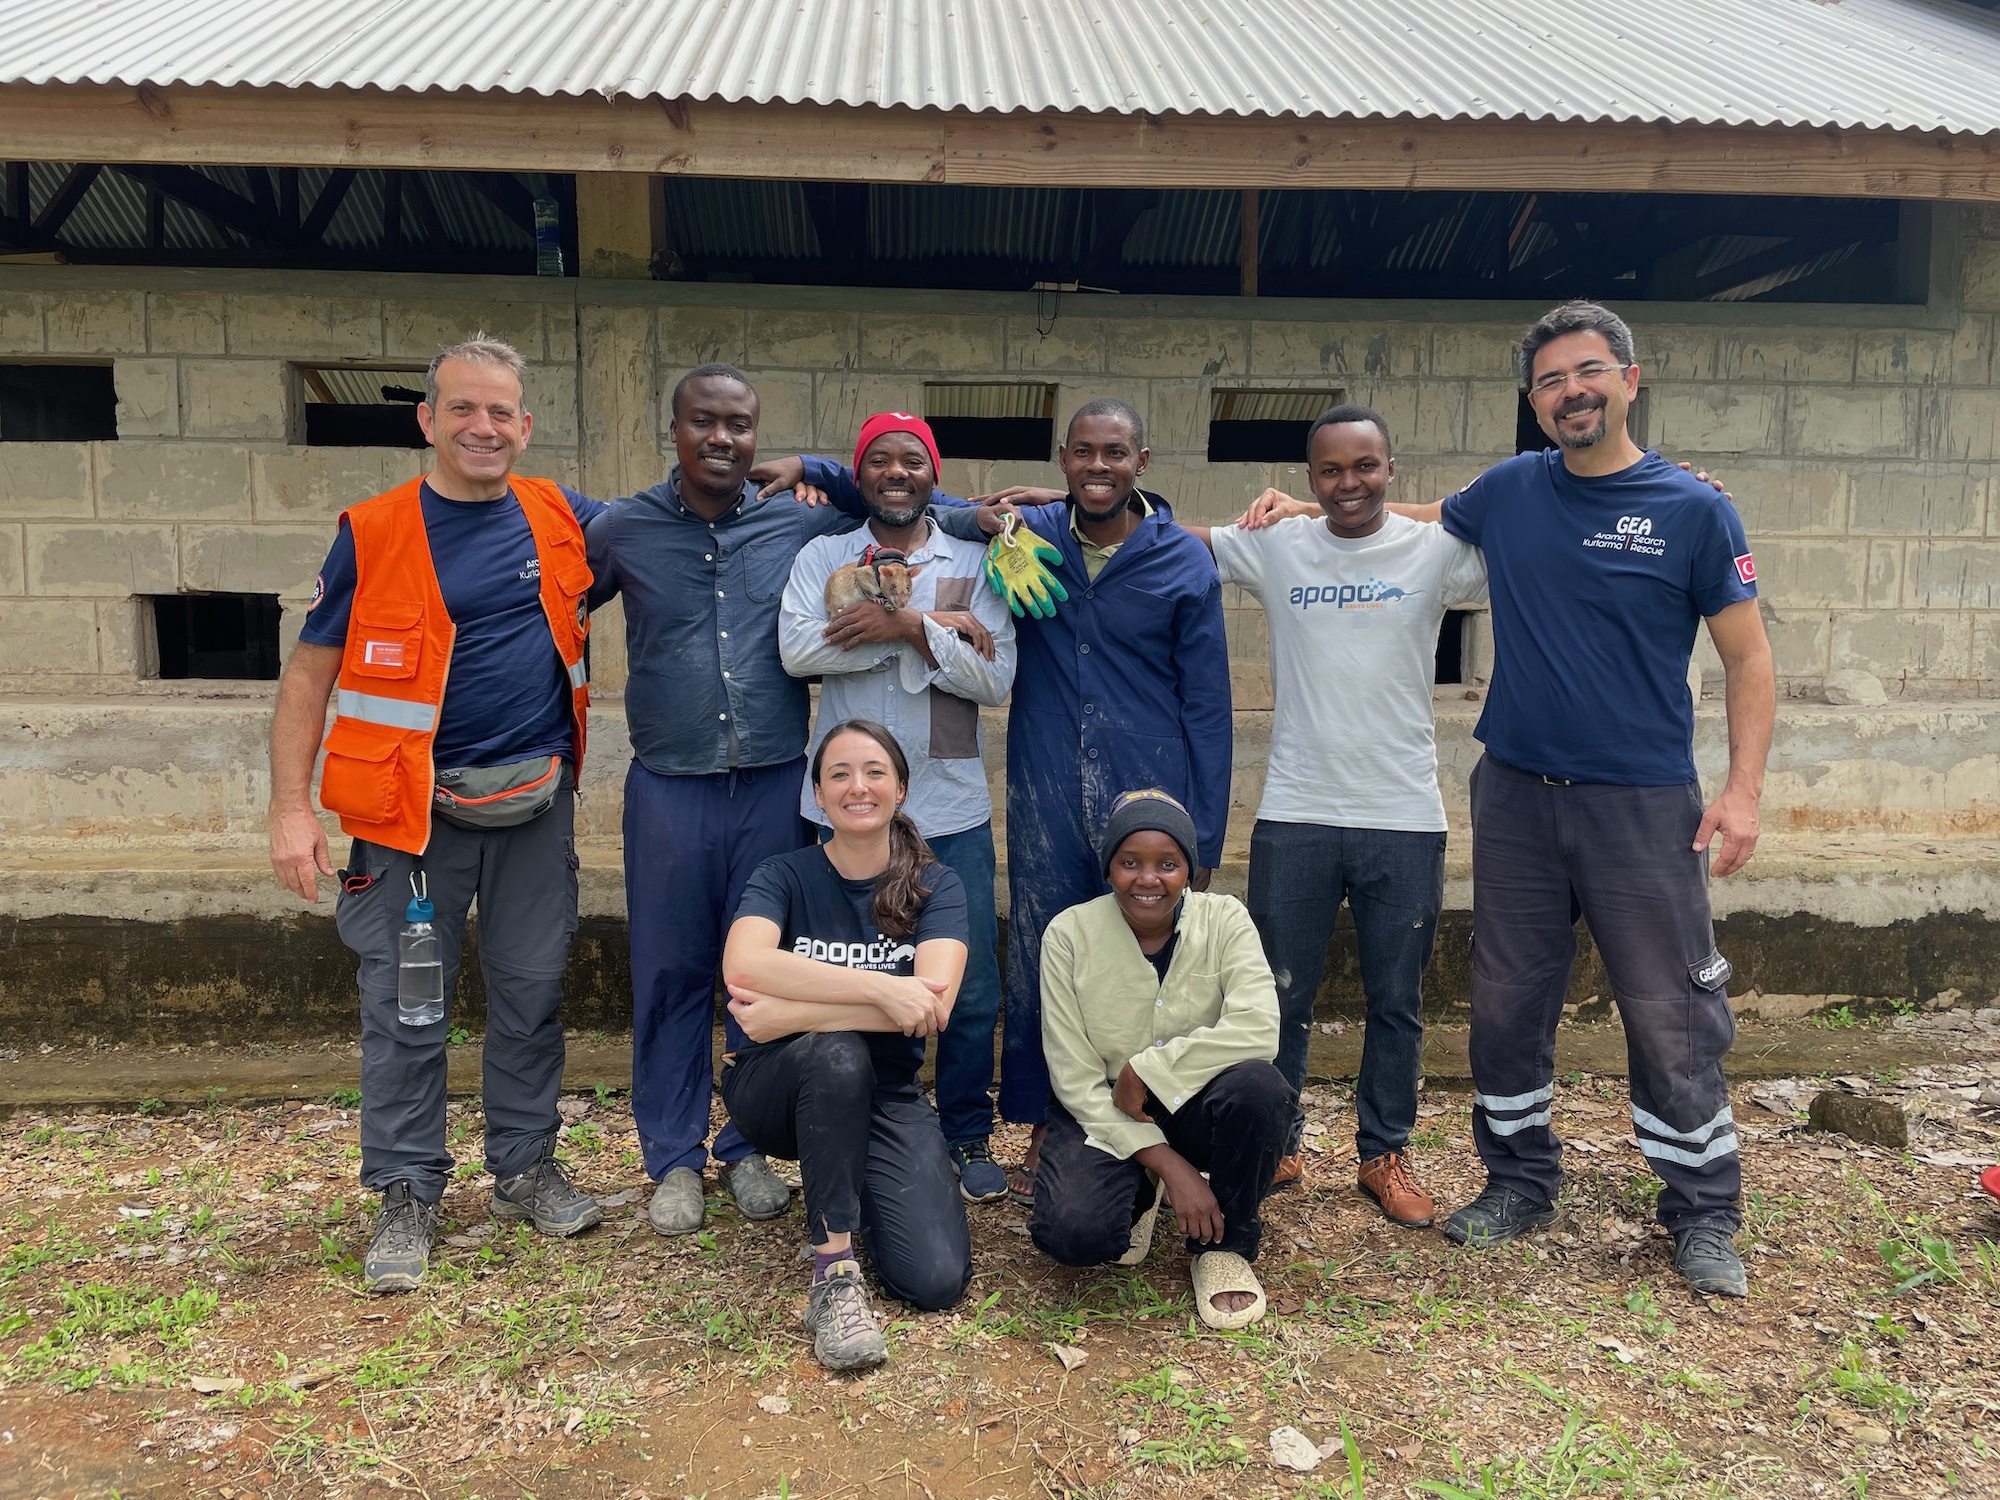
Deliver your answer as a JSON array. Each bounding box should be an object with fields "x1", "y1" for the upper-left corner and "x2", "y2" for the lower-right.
[
  {"x1": 1207, "y1": 523, "x2": 1264, "y2": 599},
  {"x1": 1438, "y1": 531, "x2": 1490, "y2": 609}
]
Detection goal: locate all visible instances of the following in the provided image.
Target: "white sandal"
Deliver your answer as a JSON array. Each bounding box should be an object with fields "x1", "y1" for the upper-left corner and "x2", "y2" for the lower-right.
[
  {"x1": 1191, "y1": 1250, "x2": 1267, "y2": 1330},
  {"x1": 1118, "y1": 1172, "x2": 1165, "y2": 1267}
]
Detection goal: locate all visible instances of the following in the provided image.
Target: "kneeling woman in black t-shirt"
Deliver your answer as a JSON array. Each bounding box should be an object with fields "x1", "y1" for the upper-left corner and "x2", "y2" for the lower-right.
[{"x1": 721, "y1": 719, "x2": 973, "y2": 1370}]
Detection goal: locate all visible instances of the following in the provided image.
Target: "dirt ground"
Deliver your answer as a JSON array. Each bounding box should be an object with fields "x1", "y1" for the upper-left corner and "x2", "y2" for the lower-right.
[{"x1": 3, "y1": 1044, "x2": 1998, "y2": 1500}]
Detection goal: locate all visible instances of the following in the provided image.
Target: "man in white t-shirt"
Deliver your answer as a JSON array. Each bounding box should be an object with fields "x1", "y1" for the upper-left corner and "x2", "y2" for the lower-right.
[{"x1": 1186, "y1": 405, "x2": 1486, "y2": 1226}]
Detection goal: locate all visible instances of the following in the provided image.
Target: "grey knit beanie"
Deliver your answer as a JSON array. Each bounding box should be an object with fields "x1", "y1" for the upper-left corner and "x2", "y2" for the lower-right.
[{"x1": 1098, "y1": 788, "x2": 1198, "y2": 875}]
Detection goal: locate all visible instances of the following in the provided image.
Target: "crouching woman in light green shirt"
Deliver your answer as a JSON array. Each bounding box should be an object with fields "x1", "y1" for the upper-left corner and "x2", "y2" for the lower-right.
[{"x1": 1029, "y1": 789, "x2": 1294, "y2": 1329}]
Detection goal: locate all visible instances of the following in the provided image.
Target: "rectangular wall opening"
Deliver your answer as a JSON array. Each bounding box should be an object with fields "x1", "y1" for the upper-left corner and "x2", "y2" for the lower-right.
[
  {"x1": 298, "y1": 365, "x2": 429, "y2": 448},
  {"x1": 1434, "y1": 609, "x2": 1477, "y2": 685},
  {"x1": 922, "y1": 382, "x2": 1056, "y2": 461},
  {"x1": 1207, "y1": 389, "x2": 1340, "y2": 463},
  {"x1": 0, "y1": 362, "x2": 117, "y2": 441},
  {"x1": 149, "y1": 593, "x2": 283, "y2": 680}
]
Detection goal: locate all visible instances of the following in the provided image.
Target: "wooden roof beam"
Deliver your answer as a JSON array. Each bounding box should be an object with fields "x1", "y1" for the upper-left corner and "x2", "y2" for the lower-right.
[{"x1": 0, "y1": 83, "x2": 1996, "y2": 203}]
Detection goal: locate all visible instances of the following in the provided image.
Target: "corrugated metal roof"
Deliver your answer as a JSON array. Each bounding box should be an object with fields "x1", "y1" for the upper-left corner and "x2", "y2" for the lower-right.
[{"x1": 2, "y1": 0, "x2": 1998, "y2": 134}]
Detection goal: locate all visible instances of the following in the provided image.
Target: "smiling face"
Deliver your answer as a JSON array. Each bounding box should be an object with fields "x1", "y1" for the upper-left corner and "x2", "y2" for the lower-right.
[
  {"x1": 1527, "y1": 329, "x2": 1639, "y2": 452},
  {"x1": 1059, "y1": 411, "x2": 1148, "y2": 523},
  {"x1": 1107, "y1": 830, "x2": 1189, "y2": 934},
  {"x1": 670, "y1": 375, "x2": 760, "y2": 502},
  {"x1": 857, "y1": 432, "x2": 935, "y2": 530},
  {"x1": 417, "y1": 358, "x2": 531, "y2": 493},
  {"x1": 1307, "y1": 420, "x2": 1394, "y2": 539},
  {"x1": 811, "y1": 728, "x2": 905, "y2": 838}
]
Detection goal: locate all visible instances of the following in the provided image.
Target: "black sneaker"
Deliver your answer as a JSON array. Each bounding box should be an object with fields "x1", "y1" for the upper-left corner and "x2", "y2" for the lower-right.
[
  {"x1": 947, "y1": 1139, "x2": 1009, "y2": 1203},
  {"x1": 1672, "y1": 1226, "x2": 1748, "y2": 1298},
  {"x1": 1441, "y1": 1184, "x2": 1559, "y2": 1249},
  {"x1": 804, "y1": 1261, "x2": 888, "y2": 1371},
  {"x1": 365, "y1": 1181, "x2": 439, "y2": 1292},
  {"x1": 493, "y1": 1154, "x2": 604, "y2": 1237}
]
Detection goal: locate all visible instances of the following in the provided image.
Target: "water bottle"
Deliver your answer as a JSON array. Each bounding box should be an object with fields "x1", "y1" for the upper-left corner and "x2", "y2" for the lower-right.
[{"x1": 397, "y1": 873, "x2": 445, "y2": 1027}]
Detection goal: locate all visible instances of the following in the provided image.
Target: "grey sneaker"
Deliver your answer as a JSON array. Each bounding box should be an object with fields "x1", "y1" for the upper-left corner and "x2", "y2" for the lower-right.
[
  {"x1": 648, "y1": 1167, "x2": 706, "y2": 1236},
  {"x1": 1441, "y1": 1184, "x2": 1560, "y2": 1249},
  {"x1": 493, "y1": 1154, "x2": 604, "y2": 1237},
  {"x1": 804, "y1": 1261, "x2": 888, "y2": 1371},
  {"x1": 365, "y1": 1181, "x2": 439, "y2": 1293},
  {"x1": 720, "y1": 1153, "x2": 792, "y2": 1220},
  {"x1": 1673, "y1": 1226, "x2": 1749, "y2": 1298}
]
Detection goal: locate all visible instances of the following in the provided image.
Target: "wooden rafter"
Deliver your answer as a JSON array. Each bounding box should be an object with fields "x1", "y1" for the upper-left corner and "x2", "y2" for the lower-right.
[{"x1": 1, "y1": 82, "x2": 1996, "y2": 202}]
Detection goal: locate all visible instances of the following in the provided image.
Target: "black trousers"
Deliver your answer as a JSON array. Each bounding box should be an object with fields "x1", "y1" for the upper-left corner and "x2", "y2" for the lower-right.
[
  {"x1": 1467, "y1": 757, "x2": 1741, "y2": 1233},
  {"x1": 1029, "y1": 1059, "x2": 1293, "y2": 1265},
  {"x1": 721, "y1": 1032, "x2": 972, "y2": 1311}
]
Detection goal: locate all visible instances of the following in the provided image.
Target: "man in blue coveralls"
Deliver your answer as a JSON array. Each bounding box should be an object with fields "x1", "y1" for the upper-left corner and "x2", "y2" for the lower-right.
[
  {"x1": 586, "y1": 363, "x2": 870, "y2": 1236},
  {"x1": 769, "y1": 399, "x2": 1233, "y2": 1202}
]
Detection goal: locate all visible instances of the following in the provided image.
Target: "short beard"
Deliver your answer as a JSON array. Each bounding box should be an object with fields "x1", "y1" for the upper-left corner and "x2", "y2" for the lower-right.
[
  {"x1": 1069, "y1": 489, "x2": 1132, "y2": 525},
  {"x1": 865, "y1": 497, "x2": 926, "y2": 530},
  {"x1": 1553, "y1": 400, "x2": 1608, "y2": 450}
]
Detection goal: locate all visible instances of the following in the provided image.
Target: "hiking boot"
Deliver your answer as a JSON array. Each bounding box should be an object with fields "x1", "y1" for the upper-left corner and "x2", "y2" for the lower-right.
[
  {"x1": 720, "y1": 1154, "x2": 792, "y2": 1220},
  {"x1": 1673, "y1": 1226, "x2": 1749, "y2": 1298},
  {"x1": 1267, "y1": 1153, "x2": 1305, "y2": 1195},
  {"x1": 1441, "y1": 1184, "x2": 1558, "y2": 1249},
  {"x1": 493, "y1": 1154, "x2": 604, "y2": 1237},
  {"x1": 948, "y1": 1139, "x2": 1009, "y2": 1203},
  {"x1": 805, "y1": 1261, "x2": 888, "y2": 1370},
  {"x1": 1358, "y1": 1150, "x2": 1435, "y2": 1227},
  {"x1": 648, "y1": 1167, "x2": 706, "y2": 1236},
  {"x1": 364, "y1": 1181, "x2": 439, "y2": 1293}
]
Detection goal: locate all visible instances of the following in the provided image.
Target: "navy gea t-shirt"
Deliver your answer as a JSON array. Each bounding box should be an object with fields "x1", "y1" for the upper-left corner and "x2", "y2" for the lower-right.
[
  {"x1": 1441, "y1": 449, "x2": 1757, "y2": 786},
  {"x1": 732, "y1": 846, "x2": 969, "y2": 1079},
  {"x1": 299, "y1": 482, "x2": 606, "y2": 769}
]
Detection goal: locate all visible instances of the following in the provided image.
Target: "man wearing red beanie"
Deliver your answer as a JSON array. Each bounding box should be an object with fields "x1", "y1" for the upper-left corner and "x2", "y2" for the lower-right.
[{"x1": 778, "y1": 413, "x2": 1019, "y2": 1202}]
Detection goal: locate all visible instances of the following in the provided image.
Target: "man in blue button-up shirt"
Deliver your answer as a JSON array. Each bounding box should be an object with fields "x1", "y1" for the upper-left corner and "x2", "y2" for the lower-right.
[{"x1": 586, "y1": 364, "x2": 866, "y2": 1237}]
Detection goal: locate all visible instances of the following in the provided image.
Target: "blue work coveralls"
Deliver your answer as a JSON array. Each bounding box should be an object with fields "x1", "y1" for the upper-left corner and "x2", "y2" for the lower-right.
[{"x1": 932, "y1": 493, "x2": 1234, "y2": 1123}]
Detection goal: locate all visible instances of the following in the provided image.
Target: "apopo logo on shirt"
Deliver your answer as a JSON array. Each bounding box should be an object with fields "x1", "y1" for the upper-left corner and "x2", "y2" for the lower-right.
[
  {"x1": 1287, "y1": 577, "x2": 1419, "y2": 612},
  {"x1": 792, "y1": 936, "x2": 916, "y2": 970}
]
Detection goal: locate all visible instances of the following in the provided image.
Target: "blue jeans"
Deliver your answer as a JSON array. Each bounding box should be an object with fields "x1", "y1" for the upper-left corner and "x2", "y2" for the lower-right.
[
  {"x1": 819, "y1": 820, "x2": 1002, "y2": 1146},
  {"x1": 1246, "y1": 820, "x2": 1445, "y2": 1160},
  {"x1": 626, "y1": 757, "x2": 813, "y2": 1178}
]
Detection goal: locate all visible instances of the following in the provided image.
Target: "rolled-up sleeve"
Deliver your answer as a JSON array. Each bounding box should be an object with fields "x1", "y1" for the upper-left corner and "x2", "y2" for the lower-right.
[{"x1": 778, "y1": 538, "x2": 897, "y2": 679}]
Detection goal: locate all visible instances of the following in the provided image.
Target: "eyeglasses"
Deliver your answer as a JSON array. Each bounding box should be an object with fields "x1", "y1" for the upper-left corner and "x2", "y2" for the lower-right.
[{"x1": 1528, "y1": 360, "x2": 1629, "y2": 397}]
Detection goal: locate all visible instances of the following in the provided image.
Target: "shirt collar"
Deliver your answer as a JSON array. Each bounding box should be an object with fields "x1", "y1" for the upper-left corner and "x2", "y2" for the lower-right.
[
  {"x1": 667, "y1": 466, "x2": 752, "y2": 522},
  {"x1": 1069, "y1": 493, "x2": 1154, "y2": 547}
]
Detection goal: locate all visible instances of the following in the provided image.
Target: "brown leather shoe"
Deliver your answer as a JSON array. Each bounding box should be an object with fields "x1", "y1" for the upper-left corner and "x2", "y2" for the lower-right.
[
  {"x1": 1268, "y1": 1153, "x2": 1305, "y2": 1193},
  {"x1": 1357, "y1": 1150, "x2": 1434, "y2": 1227}
]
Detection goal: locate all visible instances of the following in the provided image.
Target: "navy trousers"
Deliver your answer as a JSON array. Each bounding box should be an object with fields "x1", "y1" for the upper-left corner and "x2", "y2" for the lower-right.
[
  {"x1": 625, "y1": 756, "x2": 812, "y2": 1178},
  {"x1": 1466, "y1": 756, "x2": 1741, "y2": 1233},
  {"x1": 1247, "y1": 820, "x2": 1444, "y2": 1160}
]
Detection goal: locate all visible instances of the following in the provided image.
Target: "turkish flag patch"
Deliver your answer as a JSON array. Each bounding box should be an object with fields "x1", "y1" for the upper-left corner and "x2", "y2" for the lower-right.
[{"x1": 1734, "y1": 553, "x2": 1757, "y2": 585}]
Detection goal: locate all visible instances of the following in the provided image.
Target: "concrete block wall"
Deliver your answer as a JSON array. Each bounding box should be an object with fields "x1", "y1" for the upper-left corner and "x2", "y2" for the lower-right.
[{"x1": 1, "y1": 203, "x2": 1996, "y2": 703}]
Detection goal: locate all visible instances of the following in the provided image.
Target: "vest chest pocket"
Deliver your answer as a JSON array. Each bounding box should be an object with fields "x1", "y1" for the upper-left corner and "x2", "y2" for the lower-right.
[
  {"x1": 350, "y1": 599, "x2": 424, "y2": 680},
  {"x1": 553, "y1": 553, "x2": 593, "y2": 648},
  {"x1": 320, "y1": 719, "x2": 404, "y2": 824}
]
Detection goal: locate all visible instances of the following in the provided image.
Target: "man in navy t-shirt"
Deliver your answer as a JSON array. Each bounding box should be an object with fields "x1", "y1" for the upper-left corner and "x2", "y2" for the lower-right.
[{"x1": 1427, "y1": 302, "x2": 1774, "y2": 1298}]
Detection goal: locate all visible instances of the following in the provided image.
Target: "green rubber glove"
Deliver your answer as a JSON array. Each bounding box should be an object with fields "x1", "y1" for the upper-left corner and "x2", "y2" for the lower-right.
[{"x1": 983, "y1": 513, "x2": 1070, "y2": 619}]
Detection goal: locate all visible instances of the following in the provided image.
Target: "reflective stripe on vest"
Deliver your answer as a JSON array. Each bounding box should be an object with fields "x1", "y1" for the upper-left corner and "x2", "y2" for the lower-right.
[
  {"x1": 567, "y1": 659, "x2": 589, "y2": 689},
  {"x1": 335, "y1": 687, "x2": 440, "y2": 733}
]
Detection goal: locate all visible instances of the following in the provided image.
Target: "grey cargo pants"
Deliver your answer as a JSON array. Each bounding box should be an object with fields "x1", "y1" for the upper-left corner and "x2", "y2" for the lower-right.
[{"x1": 335, "y1": 778, "x2": 579, "y2": 1203}]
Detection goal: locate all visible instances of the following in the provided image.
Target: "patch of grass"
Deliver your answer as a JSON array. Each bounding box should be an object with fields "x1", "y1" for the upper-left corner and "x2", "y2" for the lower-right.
[
  {"x1": 11, "y1": 1282, "x2": 219, "y2": 1386},
  {"x1": 1823, "y1": 1341, "x2": 1921, "y2": 1426},
  {"x1": 1813, "y1": 1005, "x2": 1858, "y2": 1031},
  {"x1": 353, "y1": 1339, "x2": 435, "y2": 1392},
  {"x1": 327, "y1": 1088, "x2": 362, "y2": 1109},
  {"x1": 136, "y1": 1097, "x2": 166, "y2": 1116},
  {"x1": 1115, "y1": 1365, "x2": 1248, "y2": 1476},
  {"x1": 1625, "y1": 1283, "x2": 1676, "y2": 1341}
]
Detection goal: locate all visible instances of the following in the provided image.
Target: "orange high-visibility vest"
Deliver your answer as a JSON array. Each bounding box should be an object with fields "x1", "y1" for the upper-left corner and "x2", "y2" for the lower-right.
[{"x1": 317, "y1": 476, "x2": 592, "y2": 855}]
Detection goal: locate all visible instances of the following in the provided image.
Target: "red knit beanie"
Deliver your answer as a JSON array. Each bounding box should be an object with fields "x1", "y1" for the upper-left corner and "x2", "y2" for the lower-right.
[{"x1": 853, "y1": 411, "x2": 943, "y2": 475}]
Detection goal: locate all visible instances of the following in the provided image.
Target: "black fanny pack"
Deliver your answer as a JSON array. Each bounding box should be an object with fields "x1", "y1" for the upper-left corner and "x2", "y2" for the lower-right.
[{"x1": 432, "y1": 756, "x2": 565, "y2": 830}]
